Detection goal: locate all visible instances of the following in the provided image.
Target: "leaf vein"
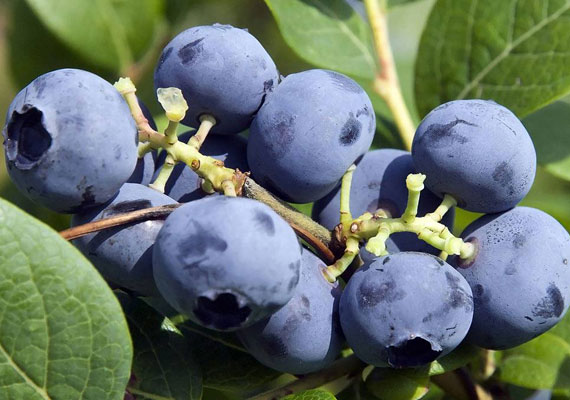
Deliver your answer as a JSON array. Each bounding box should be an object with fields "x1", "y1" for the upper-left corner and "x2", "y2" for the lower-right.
[{"x1": 457, "y1": 0, "x2": 570, "y2": 99}]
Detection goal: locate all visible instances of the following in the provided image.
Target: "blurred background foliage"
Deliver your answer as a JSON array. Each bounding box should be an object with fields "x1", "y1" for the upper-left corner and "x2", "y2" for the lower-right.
[{"x1": 0, "y1": 0, "x2": 568, "y2": 236}]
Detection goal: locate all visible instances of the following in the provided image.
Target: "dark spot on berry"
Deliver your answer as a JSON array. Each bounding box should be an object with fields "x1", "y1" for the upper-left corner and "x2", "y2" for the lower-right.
[
  {"x1": 179, "y1": 220, "x2": 228, "y2": 259},
  {"x1": 178, "y1": 38, "x2": 204, "y2": 65},
  {"x1": 436, "y1": 258, "x2": 445, "y2": 266},
  {"x1": 473, "y1": 284, "x2": 490, "y2": 307},
  {"x1": 33, "y1": 75, "x2": 49, "y2": 98},
  {"x1": 524, "y1": 316, "x2": 533, "y2": 321},
  {"x1": 254, "y1": 210, "x2": 275, "y2": 235},
  {"x1": 265, "y1": 113, "x2": 295, "y2": 159},
  {"x1": 492, "y1": 161, "x2": 515, "y2": 191},
  {"x1": 532, "y1": 284, "x2": 564, "y2": 318},
  {"x1": 261, "y1": 333, "x2": 287, "y2": 358},
  {"x1": 382, "y1": 257, "x2": 391, "y2": 265},
  {"x1": 419, "y1": 118, "x2": 475, "y2": 148},
  {"x1": 81, "y1": 185, "x2": 96, "y2": 208},
  {"x1": 263, "y1": 79, "x2": 275, "y2": 93},
  {"x1": 504, "y1": 266, "x2": 517, "y2": 275},
  {"x1": 422, "y1": 314, "x2": 432, "y2": 323},
  {"x1": 339, "y1": 114, "x2": 362, "y2": 146},
  {"x1": 357, "y1": 279, "x2": 405, "y2": 308},
  {"x1": 156, "y1": 47, "x2": 173, "y2": 73},
  {"x1": 325, "y1": 70, "x2": 362, "y2": 93},
  {"x1": 104, "y1": 199, "x2": 153, "y2": 216},
  {"x1": 356, "y1": 105, "x2": 370, "y2": 118}
]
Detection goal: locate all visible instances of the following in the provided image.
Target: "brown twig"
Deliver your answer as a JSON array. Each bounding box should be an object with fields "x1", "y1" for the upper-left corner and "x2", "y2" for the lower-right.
[
  {"x1": 60, "y1": 179, "x2": 339, "y2": 265},
  {"x1": 60, "y1": 204, "x2": 181, "y2": 240},
  {"x1": 246, "y1": 355, "x2": 365, "y2": 400}
]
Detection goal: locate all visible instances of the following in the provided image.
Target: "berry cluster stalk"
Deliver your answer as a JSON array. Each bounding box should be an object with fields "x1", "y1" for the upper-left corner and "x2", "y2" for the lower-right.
[
  {"x1": 364, "y1": 0, "x2": 416, "y2": 150},
  {"x1": 323, "y1": 168, "x2": 476, "y2": 282}
]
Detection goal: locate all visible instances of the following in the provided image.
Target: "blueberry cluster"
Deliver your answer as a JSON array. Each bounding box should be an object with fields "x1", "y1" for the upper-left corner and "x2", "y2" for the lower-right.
[{"x1": 3, "y1": 23, "x2": 570, "y2": 377}]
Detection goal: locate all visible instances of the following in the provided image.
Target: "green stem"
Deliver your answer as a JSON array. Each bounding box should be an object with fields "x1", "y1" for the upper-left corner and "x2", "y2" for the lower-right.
[
  {"x1": 364, "y1": 0, "x2": 416, "y2": 150},
  {"x1": 137, "y1": 142, "x2": 153, "y2": 158},
  {"x1": 402, "y1": 173, "x2": 426, "y2": 223},
  {"x1": 222, "y1": 180, "x2": 237, "y2": 197},
  {"x1": 164, "y1": 119, "x2": 179, "y2": 144},
  {"x1": 427, "y1": 194, "x2": 457, "y2": 222},
  {"x1": 188, "y1": 114, "x2": 216, "y2": 150},
  {"x1": 324, "y1": 236, "x2": 360, "y2": 282},
  {"x1": 340, "y1": 164, "x2": 357, "y2": 229},
  {"x1": 149, "y1": 154, "x2": 175, "y2": 193}
]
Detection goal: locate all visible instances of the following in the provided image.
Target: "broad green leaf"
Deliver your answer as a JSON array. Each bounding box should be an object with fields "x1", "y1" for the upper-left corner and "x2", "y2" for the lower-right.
[
  {"x1": 24, "y1": 0, "x2": 165, "y2": 72},
  {"x1": 7, "y1": 0, "x2": 115, "y2": 89},
  {"x1": 283, "y1": 389, "x2": 337, "y2": 400},
  {"x1": 366, "y1": 368, "x2": 429, "y2": 400},
  {"x1": 121, "y1": 296, "x2": 202, "y2": 400},
  {"x1": 179, "y1": 322, "x2": 281, "y2": 392},
  {"x1": 415, "y1": 0, "x2": 570, "y2": 118},
  {"x1": 0, "y1": 198, "x2": 132, "y2": 399},
  {"x1": 427, "y1": 343, "x2": 480, "y2": 376},
  {"x1": 264, "y1": 0, "x2": 376, "y2": 79},
  {"x1": 498, "y1": 311, "x2": 570, "y2": 390},
  {"x1": 523, "y1": 101, "x2": 570, "y2": 181}
]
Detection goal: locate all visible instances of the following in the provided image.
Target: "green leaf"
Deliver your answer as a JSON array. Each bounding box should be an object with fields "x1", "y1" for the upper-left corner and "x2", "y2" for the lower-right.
[
  {"x1": 415, "y1": 0, "x2": 570, "y2": 118},
  {"x1": 427, "y1": 343, "x2": 480, "y2": 376},
  {"x1": 0, "y1": 198, "x2": 132, "y2": 399},
  {"x1": 24, "y1": 0, "x2": 165, "y2": 72},
  {"x1": 389, "y1": 0, "x2": 424, "y2": 7},
  {"x1": 283, "y1": 389, "x2": 337, "y2": 400},
  {"x1": 121, "y1": 295, "x2": 202, "y2": 400},
  {"x1": 7, "y1": 0, "x2": 115, "y2": 89},
  {"x1": 179, "y1": 322, "x2": 281, "y2": 392},
  {"x1": 523, "y1": 101, "x2": 570, "y2": 181},
  {"x1": 264, "y1": 0, "x2": 376, "y2": 79},
  {"x1": 366, "y1": 368, "x2": 429, "y2": 400},
  {"x1": 498, "y1": 311, "x2": 570, "y2": 390}
]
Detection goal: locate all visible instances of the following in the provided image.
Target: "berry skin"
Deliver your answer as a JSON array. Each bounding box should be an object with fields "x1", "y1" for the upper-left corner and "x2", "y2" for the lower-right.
[
  {"x1": 3, "y1": 68, "x2": 138, "y2": 213},
  {"x1": 72, "y1": 183, "x2": 177, "y2": 296},
  {"x1": 154, "y1": 24, "x2": 279, "y2": 134},
  {"x1": 237, "y1": 248, "x2": 344, "y2": 374},
  {"x1": 247, "y1": 69, "x2": 375, "y2": 203},
  {"x1": 340, "y1": 253, "x2": 473, "y2": 368},
  {"x1": 313, "y1": 149, "x2": 454, "y2": 255},
  {"x1": 152, "y1": 196, "x2": 302, "y2": 331},
  {"x1": 451, "y1": 207, "x2": 570, "y2": 350},
  {"x1": 154, "y1": 131, "x2": 249, "y2": 202},
  {"x1": 412, "y1": 99, "x2": 536, "y2": 213}
]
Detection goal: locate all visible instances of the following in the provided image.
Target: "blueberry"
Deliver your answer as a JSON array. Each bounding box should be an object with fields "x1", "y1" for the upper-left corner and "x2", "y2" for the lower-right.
[
  {"x1": 450, "y1": 207, "x2": 570, "y2": 349},
  {"x1": 313, "y1": 149, "x2": 454, "y2": 255},
  {"x1": 412, "y1": 100, "x2": 536, "y2": 213},
  {"x1": 247, "y1": 69, "x2": 375, "y2": 203},
  {"x1": 340, "y1": 253, "x2": 473, "y2": 368},
  {"x1": 72, "y1": 183, "x2": 177, "y2": 296},
  {"x1": 153, "y1": 131, "x2": 249, "y2": 202},
  {"x1": 154, "y1": 24, "x2": 279, "y2": 134},
  {"x1": 152, "y1": 196, "x2": 302, "y2": 331},
  {"x1": 237, "y1": 248, "x2": 344, "y2": 374},
  {"x1": 2, "y1": 68, "x2": 138, "y2": 213}
]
